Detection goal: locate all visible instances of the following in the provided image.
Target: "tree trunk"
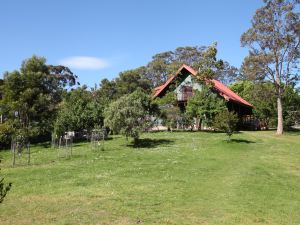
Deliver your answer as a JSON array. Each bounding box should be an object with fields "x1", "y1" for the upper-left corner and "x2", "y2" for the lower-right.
[
  {"x1": 197, "y1": 118, "x2": 202, "y2": 131},
  {"x1": 276, "y1": 96, "x2": 283, "y2": 135},
  {"x1": 133, "y1": 137, "x2": 139, "y2": 146}
]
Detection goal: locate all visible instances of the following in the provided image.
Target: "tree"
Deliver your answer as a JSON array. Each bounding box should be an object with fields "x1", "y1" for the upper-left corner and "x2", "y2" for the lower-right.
[
  {"x1": 194, "y1": 43, "x2": 225, "y2": 80},
  {"x1": 0, "y1": 56, "x2": 77, "y2": 142},
  {"x1": 0, "y1": 160, "x2": 11, "y2": 203},
  {"x1": 97, "y1": 67, "x2": 152, "y2": 102},
  {"x1": 96, "y1": 78, "x2": 118, "y2": 105},
  {"x1": 282, "y1": 86, "x2": 300, "y2": 128},
  {"x1": 214, "y1": 110, "x2": 239, "y2": 141},
  {"x1": 54, "y1": 86, "x2": 104, "y2": 136},
  {"x1": 230, "y1": 81, "x2": 277, "y2": 129},
  {"x1": 115, "y1": 67, "x2": 152, "y2": 96},
  {"x1": 186, "y1": 87, "x2": 226, "y2": 129},
  {"x1": 0, "y1": 122, "x2": 13, "y2": 148},
  {"x1": 146, "y1": 45, "x2": 239, "y2": 87},
  {"x1": 216, "y1": 61, "x2": 240, "y2": 85},
  {"x1": 230, "y1": 80, "x2": 300, "y2": 129},
  {"x1": 193, "y1": 43, "x2": 239, "y2": 84},
  {"x1": 104, "y1": 90, "x2": 153, "y2": 144},
  {"x1": 153, "y1": 92, "x2": 180, "y2": 130},
  {"x1": 241, "y1": 0, "x2": 300, "y2": 134},
  {"x1": 146, "y1": 51, "x2": 179, "y2": 87}
]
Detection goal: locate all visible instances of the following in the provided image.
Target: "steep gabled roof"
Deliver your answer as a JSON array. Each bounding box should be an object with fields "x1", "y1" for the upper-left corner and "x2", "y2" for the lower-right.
[{"x1": 153, "y1": 64, "x2": 253, "y2": 108}]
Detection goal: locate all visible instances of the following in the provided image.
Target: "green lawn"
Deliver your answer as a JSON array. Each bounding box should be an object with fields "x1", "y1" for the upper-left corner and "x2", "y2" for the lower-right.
[{"x1": 0, "y1": 131, "x2": 300, "y2": 225}]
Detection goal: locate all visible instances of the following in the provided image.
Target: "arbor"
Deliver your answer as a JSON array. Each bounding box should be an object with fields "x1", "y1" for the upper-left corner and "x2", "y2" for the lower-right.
[
  {"x1": 0, "y1": 56, "x2": 77, "y2": 142},
  {"x1": 241, "y1": 0, "x2": 300, "y2": 134},
  {"x1": 104, "y1": 90, "x2": 153, "y2": 144},
  {"x1": 186, "y1": 87, "x2": 226, "y2": 129},
  {"x1": 214, "y1": 110, "x2": 239, "y2": 141}
]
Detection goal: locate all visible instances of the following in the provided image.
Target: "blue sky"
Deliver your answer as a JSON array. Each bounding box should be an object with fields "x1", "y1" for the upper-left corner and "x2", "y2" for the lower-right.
[{"x1": 0, "y1": 0, "x2": 263, "y2": 87}]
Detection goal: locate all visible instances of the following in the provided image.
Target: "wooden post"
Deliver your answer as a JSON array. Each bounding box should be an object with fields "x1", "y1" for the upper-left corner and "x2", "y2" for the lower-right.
[
  {"x1": 65, "y1": 138, "x2": 68, "y2": 157},
  {"x1": 59, "y1": 136, "x2": 62, "y2": 149},
  {"x1": 70, "y1": 138, "x2": 73, "y2": 156},
  {"x1": 12, "y1": 141, "x2": 16, "y2": 167},
  {"x1": 102, "y1": 132, "x2": 105, "y2": 150},
  {"x1": 27, "y1": 142, "x2": 30, "y2": 165}
]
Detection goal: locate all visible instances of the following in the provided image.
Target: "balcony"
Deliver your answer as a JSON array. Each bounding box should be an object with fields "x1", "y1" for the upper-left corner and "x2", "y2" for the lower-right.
[{"x1": 177, "y1": 86, "x2": 193, "y2": 102}]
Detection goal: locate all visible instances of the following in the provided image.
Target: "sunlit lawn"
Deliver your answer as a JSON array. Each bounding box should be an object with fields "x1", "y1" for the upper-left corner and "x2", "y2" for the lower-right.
[{"x1": 0, "y1": 130, "x2": 300, "y2": 224}]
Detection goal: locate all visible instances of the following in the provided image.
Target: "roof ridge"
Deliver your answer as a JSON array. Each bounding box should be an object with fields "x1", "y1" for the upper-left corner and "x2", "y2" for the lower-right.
[{"x1": 153, "y1": 64, "x2": 253, "y2": 108}]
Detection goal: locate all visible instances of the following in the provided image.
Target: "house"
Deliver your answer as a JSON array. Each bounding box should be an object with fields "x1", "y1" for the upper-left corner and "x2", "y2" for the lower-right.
[{"x1": 153, "y1": 64, "x2": 257, "y2": 129}]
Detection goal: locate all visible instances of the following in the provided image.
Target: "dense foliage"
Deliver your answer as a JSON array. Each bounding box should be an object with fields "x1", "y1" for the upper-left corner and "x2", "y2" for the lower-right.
[
  {"x1": 0, "y1": 56, "x2": 77, "y2": 146},
  {"x1": 153, "y1": 92, "x2": 182, "y2": 130},
  {"x1": 186, "y1": 87, "x2": 226, "y2": 129},
  {"x1": 1, "y1": 26, "x2": 299, "y2": 148},
  {"x1": 230, "y1": 81, "x2": 300, "y2": 129},
  {"x1": 0, "y1": 123, "x2": 13, "y2": 147},
  {"x1": 146, "y1": 45, "x2": 239, "y2": 87},
  {"x1": 0, "y1": 160, "x2": 11, "y2": 203},
  {"x1": 104, "y1": 90, "x2": 155, "y2": 144},
  {"x1": 54, "y1": 86, "x2": 105, "y2": 136},
  {"x1": 213, "y1": 110, "x2": 239, "y2": 140}
]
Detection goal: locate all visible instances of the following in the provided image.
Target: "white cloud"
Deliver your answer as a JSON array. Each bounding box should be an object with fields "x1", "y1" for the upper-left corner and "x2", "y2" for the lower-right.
[{"x1": 59, "y1": 56, "x2": 109, "y2": 70}]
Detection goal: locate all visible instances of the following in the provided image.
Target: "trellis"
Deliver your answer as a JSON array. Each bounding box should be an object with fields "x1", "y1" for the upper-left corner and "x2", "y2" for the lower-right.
[
  {"x1": 11, "y1": 136, "x2": 30, "y2": 167},
  {"x1": 90, "y1": 128, "x2": 106, "y2": 151},
  {"x1": 56, "y1": 132, "x2": 74, "y2": 158}
]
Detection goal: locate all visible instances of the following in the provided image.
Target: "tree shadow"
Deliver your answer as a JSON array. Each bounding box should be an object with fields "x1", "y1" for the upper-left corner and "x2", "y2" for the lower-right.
[
  {"x1": 285, "y1": 128, "x2": 300, "y2": 135},
  {"x1": 228, "y1": 139, "x2": 256, "y2": 144},
  {"x1": 128, "y1": 138, "x2": 174, "y2": 149}
]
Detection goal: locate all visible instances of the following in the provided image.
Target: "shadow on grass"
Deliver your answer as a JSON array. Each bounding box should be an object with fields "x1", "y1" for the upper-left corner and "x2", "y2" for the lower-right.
[
  {"x1": 228, "y1": 139, "x2": 256, "y2": 144},
  {"x1": 285, "y1": 128, "x2": 300, "y2": 135},
  {"x1": 128, "y1": 138, "x2": 174, "y2": 149}
]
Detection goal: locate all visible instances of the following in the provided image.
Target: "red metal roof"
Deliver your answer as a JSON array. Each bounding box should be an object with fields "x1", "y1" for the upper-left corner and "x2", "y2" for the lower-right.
[{"x1": 153, "y1": 64, "x2": 253, "y2": 108}]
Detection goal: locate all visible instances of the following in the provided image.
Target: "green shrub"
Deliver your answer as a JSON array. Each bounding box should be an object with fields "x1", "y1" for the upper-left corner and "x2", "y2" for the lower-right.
[
  {"x1": 213, "y1": 110, "x2": 239, "y2": 141},
  {"x1": 0, "y1": 159, "x2": 12, "y2": 203},
  {"x1": 0, "y1": 123, "x2": 13, "y2": 148}
]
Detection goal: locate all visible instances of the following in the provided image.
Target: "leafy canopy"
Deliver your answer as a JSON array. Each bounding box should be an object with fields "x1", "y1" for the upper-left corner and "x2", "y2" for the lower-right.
[
  {"x1": 104, "y1": 90, "x2": 154, "y2": 143},
  {"x1": 213, "y1": 110, "x2": 239, "y2": 140},
  {"x1": 186, "y1": 87, "x2": 226, "y2": 128},
  {"x1": 0, "y1": 160, "x2": 12, "y2": 203},
  {"x1": 0, "y1": 55, "x2": 77, "y2": 140},
  {"x1": 241, "y1": 0, "x2": 300, "y2": 134},
  {"x1": 54, "y1": 86, "x2": 104, "y2": 136}
]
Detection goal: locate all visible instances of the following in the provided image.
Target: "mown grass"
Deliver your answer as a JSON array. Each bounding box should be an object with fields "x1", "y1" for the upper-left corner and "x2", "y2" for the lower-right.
[{"x1": 0, "y1": 131, "x2": 300, "y2": 225}]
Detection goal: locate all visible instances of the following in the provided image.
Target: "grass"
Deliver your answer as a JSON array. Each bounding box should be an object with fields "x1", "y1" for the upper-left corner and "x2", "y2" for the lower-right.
[{"x1": 0, "y1": 130, "x2": 300, "y2": 225}]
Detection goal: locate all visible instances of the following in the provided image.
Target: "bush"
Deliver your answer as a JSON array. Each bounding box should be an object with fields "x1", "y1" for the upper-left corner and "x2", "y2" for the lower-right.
[
  {"x1": 0, "y1": 123, "x2": 13, "y2": 149},
  {"x1": 186, "y1": 88, "x2": 226, "y2": 129},
  {"x1": 214, "y1": 110, "x2": 239, "y2": 140},
  {"x1": 0, "y1": 159, "x2": 12, "y2": 203},
  {"x1": 104, "y1": 90, "x2": 153, "y2": 144}
]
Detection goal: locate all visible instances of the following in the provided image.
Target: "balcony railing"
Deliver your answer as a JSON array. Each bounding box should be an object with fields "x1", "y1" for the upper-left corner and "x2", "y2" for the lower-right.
[{"x1": 177, "y1": 92, "x2": 193, "y2": 101}]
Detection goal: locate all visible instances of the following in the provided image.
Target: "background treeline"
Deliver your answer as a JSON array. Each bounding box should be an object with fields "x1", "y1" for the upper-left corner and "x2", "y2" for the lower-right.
[{"x1": 0, "y1": 43, "x2": 299, "y2": 148}]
